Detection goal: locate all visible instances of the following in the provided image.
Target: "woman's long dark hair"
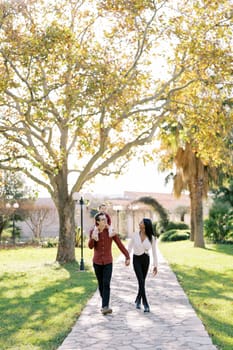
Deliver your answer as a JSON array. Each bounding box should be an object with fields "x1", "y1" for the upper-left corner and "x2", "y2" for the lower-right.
[{"x1": 143, "y1": 218, "x2": 155, "y2": 243}]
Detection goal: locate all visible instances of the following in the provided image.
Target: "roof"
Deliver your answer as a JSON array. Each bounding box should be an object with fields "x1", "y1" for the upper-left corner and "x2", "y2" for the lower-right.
[
  {"x1": 123, "y1": 191, "x2": 190, "y2": 212},
  {"x1": 35, "y1": 191, "x2": 192, "y2": 213}
]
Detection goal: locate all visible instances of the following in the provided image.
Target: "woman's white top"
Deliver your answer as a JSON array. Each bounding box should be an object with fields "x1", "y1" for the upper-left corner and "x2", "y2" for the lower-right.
[{"x1": 128, "y1": 232, "x2": 158, "y2": 267}]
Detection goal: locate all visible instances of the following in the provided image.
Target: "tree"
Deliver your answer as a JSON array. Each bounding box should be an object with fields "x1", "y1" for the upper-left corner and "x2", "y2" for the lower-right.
[
  {"x1": 25, "y1": 204, "x2": 57, "y2": 240},
  {"x1": 158, "y1": 121, "x2": 231, "y2": 248},
  {"x1": 0, "y1": 209, "x2": 8, "y2": 242},
  {"x1": 205, "y1": 178, "x2": 233, "y2": 242},
  {"x1": 135, "y1": 196, "x2": 169, "y2": 230},
  {"x1": 174, "y1": 144, "x2": 218, "y2": 247},
  {"x1": 154, "y1": 0, "x2": 233, "y2": 248},
  {"x1": 0, "y1": 0, "x2": 183, "y2": 262},
  {"x1": 0, "y1": 170, "x2": 27, "y2": 200},
  {"x1": 174, "y1": 205, "x2": 189, "y2": 222},
  {"x1": 0, "y1": 0, "x2": 232, "y2": 260},
  {"x1": 0, "y1": 170, "x2": 35, "y2": 242}
]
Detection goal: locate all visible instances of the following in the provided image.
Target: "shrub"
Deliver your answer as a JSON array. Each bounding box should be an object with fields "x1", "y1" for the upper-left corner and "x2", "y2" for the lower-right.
[
  {"x1": 204, "y1": 202, "x2": 233, "y2": 243},
  {"x1": 160, "y1": 229, "x2": 190, "y2": 242},
  {"x1": 166, "y1": 221, "x2": 189, "y2": 231},
  {"x1": 205, "y1": 180, "x2": 233, "y2": 243},
  {"x1": 75, "y1": 226, "x2": 88, "y2": 247},
  {"x1": 41, "y1": 237, "x2": 59, "y2": 248},
  {"x1": 75, "y1": 226, "x2": 81, "y2": 247}
]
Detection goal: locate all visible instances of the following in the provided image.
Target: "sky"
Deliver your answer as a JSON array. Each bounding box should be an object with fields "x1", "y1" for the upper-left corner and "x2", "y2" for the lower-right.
[
  {"x1": 37, "y1": 159, "x2": 173, "y2": 198},
  {"x1": 81, "y1": 159, "x2": 173, "y2": 197}
]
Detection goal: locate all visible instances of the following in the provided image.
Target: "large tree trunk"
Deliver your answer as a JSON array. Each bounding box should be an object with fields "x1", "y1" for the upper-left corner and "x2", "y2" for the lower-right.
[
  {"x1": 189, "y1": 183, "x2": 195, "y2": 241},
  {"x1": 56, "y1": 198, "x2": 76, "y2": 263},
  {"x1": 53, "y1": 166, "x2": 76, "y2": 263},
  {"x1": 194, "y1": 179, "x2": 205, "y2": 248},
  {"x1": 191, "y1": 176, "x2": 205, "y2": 248},
  {"x1": 175, "y1": 145, "x2": 209, "y2": 247}
]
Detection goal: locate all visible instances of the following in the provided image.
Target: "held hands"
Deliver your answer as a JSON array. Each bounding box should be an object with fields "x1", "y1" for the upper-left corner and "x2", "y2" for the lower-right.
[
  {"x1": 153, "y1": 266, "x2": 158, "y2": 276},
  {"x1": 125, "y1": 259, "x2": 130, "y2": 266}
]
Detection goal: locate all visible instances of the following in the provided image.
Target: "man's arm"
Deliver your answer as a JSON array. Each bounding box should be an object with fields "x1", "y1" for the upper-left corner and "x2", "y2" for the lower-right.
[{"x1": 113, "y1": 235, "x2": 130, "y2": 261}]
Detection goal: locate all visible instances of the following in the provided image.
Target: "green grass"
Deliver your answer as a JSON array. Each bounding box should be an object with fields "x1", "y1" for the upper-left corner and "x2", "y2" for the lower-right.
[
  {"x1": 159, "y1": 240, "x2": 233, "y2": 350},
  {"x1": 0, "y1": 247, "x2": 95, "y2": 350},
  {"x1": 0, "y1": 243, "x2": 123, "y2": 350}
]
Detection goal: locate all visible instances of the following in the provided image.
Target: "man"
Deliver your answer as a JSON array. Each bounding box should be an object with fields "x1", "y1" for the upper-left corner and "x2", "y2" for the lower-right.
[
  {"x1": 92, "y1": 203, "x2": 115, "y2": 240},
  {"x1": 88, "y1": 212, "x2": 130, "y2": 315}
]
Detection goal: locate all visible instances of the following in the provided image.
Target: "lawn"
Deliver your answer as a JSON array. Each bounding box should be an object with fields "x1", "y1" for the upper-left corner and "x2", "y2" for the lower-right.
[
  {"x1": 0, "y1": 247, "x2": 98, "y2": 350},
  {"x1": 159, "y1": 240, "x2": 233, "y2": 350}
]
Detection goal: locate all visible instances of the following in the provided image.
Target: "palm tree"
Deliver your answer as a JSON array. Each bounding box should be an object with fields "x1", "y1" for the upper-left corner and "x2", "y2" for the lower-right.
[{"x1": 173, "y1": 143, "x2": 218, "y2": 247}]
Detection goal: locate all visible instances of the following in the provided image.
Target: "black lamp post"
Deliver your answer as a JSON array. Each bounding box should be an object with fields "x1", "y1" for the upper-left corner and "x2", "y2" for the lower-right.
[
  {"x1": 73, "y1": 193, "x2": 85, "y2": 271},
  {"x1": 79, "y1": 196, "x2": 84, "y2": 271},
  {"x1": 113, "y1": 205, "x2": 123, "y2": 234},
  {"x1": 129, "y1": 204, "x2": 139, "y2": 233}
]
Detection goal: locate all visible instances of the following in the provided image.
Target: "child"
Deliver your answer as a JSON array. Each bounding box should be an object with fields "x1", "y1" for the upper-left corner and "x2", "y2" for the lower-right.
[{"x1": 92, "y1": 203, "x2": 115, "y2": 241}]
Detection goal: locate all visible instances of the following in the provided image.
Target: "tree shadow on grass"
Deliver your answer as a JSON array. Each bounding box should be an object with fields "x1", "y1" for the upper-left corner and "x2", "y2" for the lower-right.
[
  {"x1": 197, "y1": 308, "x2": 233, "y2": 350},
  {"x1": 172, "y1": 265, "x2": 233, "y2": 350},
  {"x1": 0, "y1": 261, "x2": 97, "y2": 350},
  {"x1": 205, "y1": 243, "x2": 233, "y2": 257}
]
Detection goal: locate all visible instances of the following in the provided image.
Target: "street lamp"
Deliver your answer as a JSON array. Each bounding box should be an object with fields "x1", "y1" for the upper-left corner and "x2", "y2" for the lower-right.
[
  {"x1": 113, "y1": 205, "x2": 123, "y2": 234},
  {"x1": 129, "y1": 204, "x2": 139, "y2": 232},
  {"x1": 6, "y1": 202, "x2": 19, "y2": 244},
  {"x1": 73, "y1": 193, "x2": 85, "y2": 271}
]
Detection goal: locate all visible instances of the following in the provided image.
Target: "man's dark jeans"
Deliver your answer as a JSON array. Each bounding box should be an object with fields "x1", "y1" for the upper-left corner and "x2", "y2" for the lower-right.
[{"x1": 93, "y1": 262, "x2": 113, "y2": 308}]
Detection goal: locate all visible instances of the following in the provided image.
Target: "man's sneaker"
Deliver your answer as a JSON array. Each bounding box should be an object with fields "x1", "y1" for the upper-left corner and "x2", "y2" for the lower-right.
[{"x1": 101, "y1": 306, "x2": 112, "y2": 315}]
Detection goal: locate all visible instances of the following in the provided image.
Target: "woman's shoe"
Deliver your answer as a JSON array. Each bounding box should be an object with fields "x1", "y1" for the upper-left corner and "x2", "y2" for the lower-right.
[
  {"x1": 135, "y1": 297, "x2": 141, "y2": 309},
  {"x1": 144, "y1": 306, "x2": 150, "y2": 313}
]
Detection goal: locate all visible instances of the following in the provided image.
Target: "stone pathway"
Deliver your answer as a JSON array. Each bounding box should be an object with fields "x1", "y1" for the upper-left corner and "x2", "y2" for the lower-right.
[{"x1": 57, "y1": 250, "x2": 217, "y2": 350}]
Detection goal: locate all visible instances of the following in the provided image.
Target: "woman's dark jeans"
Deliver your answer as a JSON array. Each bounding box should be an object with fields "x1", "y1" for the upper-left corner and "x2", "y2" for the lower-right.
[
  {"x1": 93, "y1": 263, "x2": 113, "y2": 308},
  {"x1": 133, "y1": 253, "x2": 150, "y2": 307}
]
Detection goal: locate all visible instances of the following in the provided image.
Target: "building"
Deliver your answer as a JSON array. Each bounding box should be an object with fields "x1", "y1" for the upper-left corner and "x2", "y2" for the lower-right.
[{"x1": 16, "y1": 190, "x2": 210, "y2": 241}]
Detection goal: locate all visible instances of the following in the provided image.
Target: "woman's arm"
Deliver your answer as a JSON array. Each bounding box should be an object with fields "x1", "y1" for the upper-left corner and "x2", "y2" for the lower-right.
[
  {"x1": 127, "y1": 236, "x2": 133, "y2": 255},
  {"x1": 151, "y1": 236, "x2": 158, "y2": 268},
  {"x1": 113, "y1": 235, "x2": 130, "y2": 261}
]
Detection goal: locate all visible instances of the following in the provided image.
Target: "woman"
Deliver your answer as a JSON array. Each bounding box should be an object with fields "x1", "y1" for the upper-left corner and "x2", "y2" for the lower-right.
[{"x1": 128, "y1": 218, "x2": 158, "y2": 312}]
